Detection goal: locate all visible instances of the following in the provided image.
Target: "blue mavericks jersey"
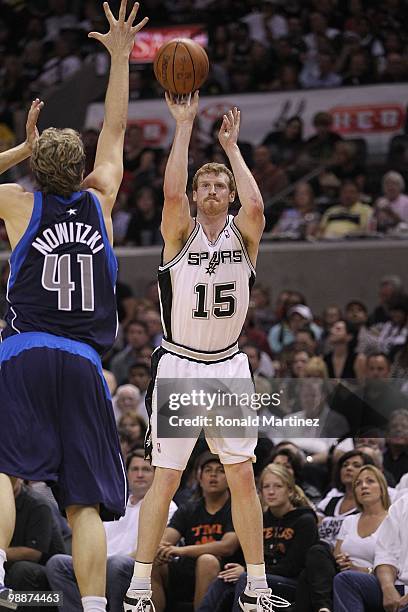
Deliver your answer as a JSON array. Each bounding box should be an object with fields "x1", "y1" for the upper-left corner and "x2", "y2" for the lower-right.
[{"x1": 1, "y1": 191, "x2": 118, "y2": 355}]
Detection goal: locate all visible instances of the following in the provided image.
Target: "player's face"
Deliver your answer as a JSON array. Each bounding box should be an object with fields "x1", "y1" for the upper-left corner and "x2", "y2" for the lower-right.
[{"x1": 193, "y1": 172, "x2": 234, "y2": 216}]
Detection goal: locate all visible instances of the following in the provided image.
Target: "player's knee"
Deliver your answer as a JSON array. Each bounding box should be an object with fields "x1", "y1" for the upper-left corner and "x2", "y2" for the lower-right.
[
  {"x1": 224, "y1": 460, "x2": 255, "y2": 493},
  {"x1": 153, "y1": 467, "x2": 182, "y2": 497},
  {"x1": 196, "y1": 554, "x2": 221, "y2": 576},
  {"x1": 65, "y1": 503, "x2": 99, "y2": 528}
]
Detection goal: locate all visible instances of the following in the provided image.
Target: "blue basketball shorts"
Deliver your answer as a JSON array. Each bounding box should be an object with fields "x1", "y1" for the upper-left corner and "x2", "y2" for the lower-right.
[{"x1": 0, "y1": 332, "x2": 127, "y2": 520}]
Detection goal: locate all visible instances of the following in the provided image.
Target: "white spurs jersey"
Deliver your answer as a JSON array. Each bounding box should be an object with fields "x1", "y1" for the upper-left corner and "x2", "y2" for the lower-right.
[{"x1": 158, "y1": 216, "x2": 256, "y2": 353}]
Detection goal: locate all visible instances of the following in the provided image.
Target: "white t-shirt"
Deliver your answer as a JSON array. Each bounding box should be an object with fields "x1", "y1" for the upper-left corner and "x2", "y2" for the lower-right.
[
  {"x1": 104, "y1": 498, "x2": 178, "y2": 557},
  {"x1": 317, "y1": 495, "x2": 358, "y2": 550},
  {"x1": 338, "y1": 513, "x2": 384, "y2": 567},
  {"x1": 375, "y1": 495, "x2": 408, "y2": 585}
]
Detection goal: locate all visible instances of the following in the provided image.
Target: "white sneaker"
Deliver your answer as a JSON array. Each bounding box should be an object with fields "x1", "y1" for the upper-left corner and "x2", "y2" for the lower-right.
[
  {"x1": 0, "y1": 585, "x2": 18, "y2": 610},
  {"x1": 123, "y1": 589, "x2": 155, "y2": 612},
  {"x1": 238, "y1": 588, "x2": 291, "y2": 612}
]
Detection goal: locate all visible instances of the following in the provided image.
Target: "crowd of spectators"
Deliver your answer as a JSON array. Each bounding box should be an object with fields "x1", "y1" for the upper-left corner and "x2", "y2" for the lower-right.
[
  {"x1": 1, "y1": 108, "x2": 408, "y2": 250},
  {"x1": 1, "y1": 0, "x2": 408, "y2": 110},
  {"x1": 2, "y1": 270, "x2": 408, "y2": 610},
  {"x1": 1, "y1": 1, "x2": 408, "y2": 248}
]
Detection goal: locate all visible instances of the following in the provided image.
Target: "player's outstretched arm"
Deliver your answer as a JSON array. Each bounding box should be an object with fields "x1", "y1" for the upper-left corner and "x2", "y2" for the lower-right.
[
  {"x1": 161, "y1": 92, "x2": 198, "y2": 245},
  {"x1": 218, "y1": 108, "x2": 265, "y2": 263},
  {"x1": 0, "y1": 99, "x2": 43, "y2": 176},
  {"x1": 82, "y1": 0, "x2": 148, "y2": 212}
]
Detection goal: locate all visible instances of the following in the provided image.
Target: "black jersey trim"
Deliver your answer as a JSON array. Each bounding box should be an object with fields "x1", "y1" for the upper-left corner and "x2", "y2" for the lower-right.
[
  {"x1": 160, "y1": 344, "x2": 243, "y2": 365},
  {"x1": 161, "y1": 338, "x2": 239, "y2": 362},
  {"x1": 158, "y1": 268, "x2": 173, "y2": 342},
  {"x1": 144, "y1": 346, "x2": 167, "y2": 462},
  {"x1": 230, "y1": 218, "x2": 257, "y2": 276},
  {"x1": 159, "y1": 221, "x2": 199, "y2": 271}
]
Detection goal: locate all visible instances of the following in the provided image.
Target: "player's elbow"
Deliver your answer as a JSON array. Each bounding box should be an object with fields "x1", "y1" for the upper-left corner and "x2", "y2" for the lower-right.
[{"x1": 246, "y1": 197, "x2": 265, "y2": 220}]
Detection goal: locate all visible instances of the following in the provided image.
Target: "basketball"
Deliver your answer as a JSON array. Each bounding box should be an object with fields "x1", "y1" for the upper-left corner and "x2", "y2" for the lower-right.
[{"x1": 153, "y1": 38, "x2": 209, "y2": 95}]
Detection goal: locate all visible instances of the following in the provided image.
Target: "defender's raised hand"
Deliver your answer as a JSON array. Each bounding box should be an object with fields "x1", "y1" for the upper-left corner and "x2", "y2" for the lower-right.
[
  {"x1": 165, "y1": 90, "x2": 199, "y2": 125},
  {"x1": 88, "y1": 0, "x2": 149, "y2": 57},
  {"x1": 25, "y1": 98, "x2": 44, "y2": 151},
  {"x1": 218, "y1": 107, "x2": 240, "y2": 152}
]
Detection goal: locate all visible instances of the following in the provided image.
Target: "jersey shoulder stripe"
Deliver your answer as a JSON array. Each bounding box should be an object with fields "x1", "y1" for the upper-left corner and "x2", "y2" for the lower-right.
[
  {"x1": 158, "y1": 221, "x2": 199, "y2": 272},
  {"x1": 230, "y1": 217, "x2": 256, "y2": 276}
]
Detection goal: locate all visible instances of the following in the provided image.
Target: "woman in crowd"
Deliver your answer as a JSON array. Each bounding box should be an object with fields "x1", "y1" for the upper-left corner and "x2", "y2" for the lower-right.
[
  {"x1": 117, "y1": 411, "x2": 147, "y2": 450},
  {"x1": 272, "y1": 182, "x2": 320, "y2": 239},
  {"x1": 294, "y1": 452, "x2": 376, "y2": 612},
  {"x1": 269, "y1": 447, "x2": 322, "y2": 504},
  {"x1": 332, "y1": 465, "x2": 390, "y2": 612},
  {"x1": 197, "y1": 464, "x2": 318, "y2": 612},
  {"x1": 317, "y1": 450, "x2": 375, "y2": 550}
]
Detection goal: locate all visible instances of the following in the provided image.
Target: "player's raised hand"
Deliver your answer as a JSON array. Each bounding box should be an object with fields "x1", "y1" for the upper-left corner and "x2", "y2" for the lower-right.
[
  {"x1": 218, "y1": 107, "x2": 240, "y2": 152},
  {"x1": 88, "y1": 0, "x2": 149, "y2": 58},
  {"x1": 25, "y1": 98, "x2": 44, "y2": 151},
  {"x1": 165, "y1": 90, "x2": 199, "y2": 125}
]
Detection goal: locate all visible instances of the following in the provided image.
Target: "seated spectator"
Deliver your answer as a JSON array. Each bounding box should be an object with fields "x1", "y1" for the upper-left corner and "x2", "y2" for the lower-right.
[
  {"x1": 251, "y1": 145, "x2": 289, "y2": 204},
  {"x1": 320, "y1": 304, "x2": 342, "y2": 354},
  {"x1": 241, "y1": 343, "x2": 273, "y2": 394},
  {"x1": 269, "y1": 447, "x2": 323, "y2": 504},
  {"x1": 262, "y1": 116, "x2": 304, "y2": 172},
  {"x1": 125, "y1": 186, "x2": 162, "y2": 247},
  {"x1": 273, "y1": 376, "x2": 350, "y2": 458},
  {"x1": 46, "y1": 450, "x2": 177, "y2": 612},
  {"x1": 272, "y1": 182, "x2": 320, "y2": 239},
  {"x1": 383, "y1": 410, "x2": 408, "y2": 485},
  {"x1": 368, "y1": 275, "x2": 403, "y2": 326},
  {"x1": 110, "y1": 320, "x2": 150, "y2": 385},
  {"x1": 373, "y1": 171, "x2": 408, "y2": 233},
  {"x1": 302, "y1": 111, "x2": 343, "y2": 168},
  {"x1": 138, "y1": 308, "x2": 163, "y2": 348},
  {"x1": 324, "y1": 319, "x2": 359, "y2": 379},
  {"x1": 128, "y1": 362, "x2": 151, "y2": 418},
  {"x1": 319, "y1": 180, "x2": 373, "y2": 238},
  {"x1": 376, "y1": 293, "x2": 408, "y2": 355},
  {"x1": 293, "y1": 327, "x2": 319, "y2": 356},
  {"x1": 342, "y1": 50, "x2": 376, "y2": 86},
  {"x1": 332, "y1": 490, "x2": 408, "y2": 611},
  {"x1": 117, "y1": 411, "x2": 147, "y2": 450},
  {"x1": 249, "y1": 283, "x2": 275, "y2": 333},
  {"x1": 241, "y1": 0, "x2": 288, "y2": 46},
  {"x1": 334, "y1": 465, "x2": 390, "y2": 572},
  {"x1": 4, "y1": 480, "x2": 66, "y2": 603},
  {"x1": 343, "y1": 353, "x2": 406, "y2": 436},
  {"x1": 299, "y1": 465, "x2": 390, "y2": 612},
  {"x1": 197, "y1": 464, "x2": 317, "y2": 612},
  {"x1": 112, "y1": 384, "x2": 141, "y2": 424},
  {"x1": 268, "y1": 304, "x2": 321, "y2": 355},
  {"x1": 381, "y1": 52, "x2": 408, "y2": 83},
  {"x1": 328, "y1": 141, "x2": 366, "y2": 188},
  {"x1": 151, "y1": 452, "x2": 240, "y2": 611},
  {"x1": 300, "y1": 51, "x2": 342, "y2": 89},
  {"x1": 34, "y1": 36, "x2": 81, "y2": 89},
  {"x1": 317, "y1": 450, "x2": 375, "y2": 551}
]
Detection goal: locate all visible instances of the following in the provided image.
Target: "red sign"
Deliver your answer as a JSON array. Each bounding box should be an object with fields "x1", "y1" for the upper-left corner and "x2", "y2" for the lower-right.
[
  {"x1": 330, "y1": 104, "x2": 405, "y2": 133},
  {"x1": 131, "y1": 25, "x2": 208, "y2": 63}
]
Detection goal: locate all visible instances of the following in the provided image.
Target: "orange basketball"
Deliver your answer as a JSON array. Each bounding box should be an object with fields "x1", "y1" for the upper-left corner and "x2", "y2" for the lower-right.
[{"x1": 153, "y1": 38, "x2": 209, "y2": 95}]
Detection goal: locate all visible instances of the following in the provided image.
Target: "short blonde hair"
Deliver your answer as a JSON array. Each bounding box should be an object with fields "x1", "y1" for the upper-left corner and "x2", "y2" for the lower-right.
[
  {"x1": 305, "y1": 356, "x2": 329, "y2": 379},
  {"x1": 259, "y1": 463, "x2": 312, "y2": 510},
  {"x1": 192, "y1": 162, "x2": 236, "y2": 193},
  {"x1": 31, "y1": 128, "x2": 85, "y2": 197},
  {"x1": 352, "y1": 465, "x2": 390, "y2": 511}
]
